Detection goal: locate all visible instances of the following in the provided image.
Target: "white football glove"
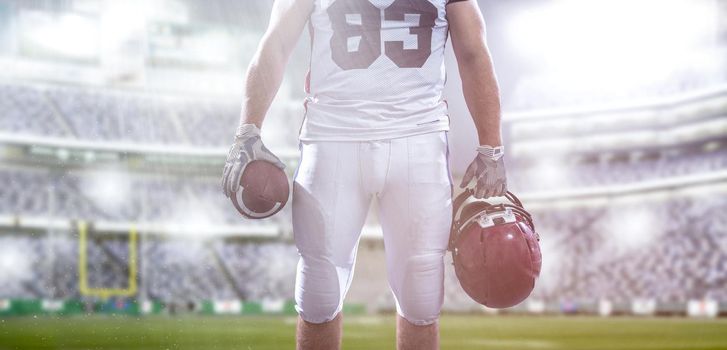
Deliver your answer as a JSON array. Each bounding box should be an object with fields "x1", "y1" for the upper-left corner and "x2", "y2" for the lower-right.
[
  {"x1": 460, "y1": 145, "x2": 507, "y2": 199},
  {"x1": 221, "y1": 124, "x2": 285, "y2": 198}
]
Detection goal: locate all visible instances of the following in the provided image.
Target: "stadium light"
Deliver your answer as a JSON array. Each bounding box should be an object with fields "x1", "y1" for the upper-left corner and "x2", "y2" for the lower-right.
[
  {"x1": 100, "y1": 1, "x2": 149, "y2": 47},
  {"x1": 535, "y1": 235, "x2": 559, "y2": 291},
  {"x1": 528, "y1": 157, "x2": 571, "y2": 190},
  {"x1": 169, "y1": 199, "x2": 218, "y2": 238},
  {"x1": 81, "y1": 169, "x2": 132, "y2": 213},
  {"x1": 0, "y1": 244, "x2": 31, "y2": 283},
  {"x1": 189, "y1": 30, "x2": 235, "y2": 66},
  {"x1": 610, "y1": 208, "x2": 659, "y2": 249},
  {"x1": 56, "y1": 148, "x2": 70, "y2": 161},
  {"x1": 83, "y1": 151, "x2": 96, "y2": 163},
  {"x1": 25, "y1": 13, "x2": 99, "y2": 59},
  {"x1": 507, "y1": 0, "x2": 718, "y2": 92}
]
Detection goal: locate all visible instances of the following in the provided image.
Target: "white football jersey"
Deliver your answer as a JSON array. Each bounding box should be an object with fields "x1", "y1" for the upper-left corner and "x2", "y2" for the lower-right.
[{"x1": 300, "y1": 0, "x2": 465, "y2": 141}]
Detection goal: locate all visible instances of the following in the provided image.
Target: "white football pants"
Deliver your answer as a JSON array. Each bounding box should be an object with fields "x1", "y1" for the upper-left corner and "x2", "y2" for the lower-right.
[{"x1": 292, "y1": 131, "x2": 453, "y2": 325}]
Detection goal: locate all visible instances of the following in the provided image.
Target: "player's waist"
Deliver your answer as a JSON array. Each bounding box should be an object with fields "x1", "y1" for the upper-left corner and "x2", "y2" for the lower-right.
[
  {"x1": 305, "y1": 93, "x2": 445, "y2": 109},
  {"x1": 299, "y1": 106, "x2": 449, "y2": 142},
  {"x1": 304, "y1": 96, "x2": 447, "y2": 119}
]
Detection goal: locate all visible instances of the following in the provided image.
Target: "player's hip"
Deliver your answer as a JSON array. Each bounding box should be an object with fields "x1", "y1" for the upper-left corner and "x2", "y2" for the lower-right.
[{"x1": 293, "y1": 130, "x2": 452, "y2": 197}]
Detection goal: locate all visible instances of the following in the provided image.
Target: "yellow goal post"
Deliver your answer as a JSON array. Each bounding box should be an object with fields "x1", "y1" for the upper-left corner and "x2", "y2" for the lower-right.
[{"x1": 77, "y1": 221, "x2": 138, "y2": 299}]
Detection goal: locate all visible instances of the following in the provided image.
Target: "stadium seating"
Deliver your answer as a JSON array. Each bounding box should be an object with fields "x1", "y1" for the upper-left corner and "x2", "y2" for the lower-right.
[
  {"x1": 0, "y1": 232, "x2": 297, "y2": 303},
  {"x1": 2, "y1": 193, "x2": 725, "y2": 308},
  {"x1": 0, "y1": 81, "x2": 239, "y2": 147},
  {"x1": 511, "y1": 151, "x2": 727, "y2": 192},
  {"x1": 1, "y1": 79, "x2": 726, "y2": 310},
  {"x1": 0, "y1": 84, "x2": 69, "y2": 138},
  {"x1": 528, "y1": 195, "x2": 727, "y2": 303},
  {"x1": 0, "y1": 167, "x2": 289, "y2": 225}
]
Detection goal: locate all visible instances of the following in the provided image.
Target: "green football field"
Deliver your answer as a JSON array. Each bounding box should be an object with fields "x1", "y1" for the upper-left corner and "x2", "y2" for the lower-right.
[{"x1": 1, "y1": 315, "x2": 726, "y2": 350}]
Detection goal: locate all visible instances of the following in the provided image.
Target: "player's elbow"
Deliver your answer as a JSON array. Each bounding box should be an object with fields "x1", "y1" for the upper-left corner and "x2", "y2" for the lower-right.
[
  {"x1": 261, "y1": 26, "x2": 298, "y2": 61},
  {"x1": 454, "y1": 46, "x2": 491, "y2": 70},
  {"x1": 249, "y1": 38, "x2": 287, "y2": 73}
]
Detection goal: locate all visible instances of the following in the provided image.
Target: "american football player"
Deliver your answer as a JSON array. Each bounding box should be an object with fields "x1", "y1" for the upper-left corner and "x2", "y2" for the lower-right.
[{"x1": 221, "y1": 0, "x2": 505, "y2": 349}]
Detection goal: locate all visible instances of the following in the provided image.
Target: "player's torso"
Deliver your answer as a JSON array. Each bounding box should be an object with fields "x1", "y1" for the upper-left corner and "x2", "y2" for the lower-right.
[{"x1": 302, "y1": 0, "x2": 451, "y2": 141}]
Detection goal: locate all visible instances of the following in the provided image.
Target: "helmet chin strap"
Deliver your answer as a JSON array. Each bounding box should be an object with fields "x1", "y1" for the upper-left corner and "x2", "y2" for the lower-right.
[
  {"x1": 235, "y1": 186, "x2": 282, "y2": 219},
  {"x1": 449, "y1": 188, "x2": 477, "y2": 251},
  {"x1": 449, "y1": 189, "x2": 534, "y2": 251},
  {"x1": 452, "y1": 188, "x2": 475, "y2": 220}
]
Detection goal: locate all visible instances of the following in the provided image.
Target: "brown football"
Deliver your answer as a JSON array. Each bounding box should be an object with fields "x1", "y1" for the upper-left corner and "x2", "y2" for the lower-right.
[{"x1": 231, "y1": 160, "x2": 289, "y2": 219}]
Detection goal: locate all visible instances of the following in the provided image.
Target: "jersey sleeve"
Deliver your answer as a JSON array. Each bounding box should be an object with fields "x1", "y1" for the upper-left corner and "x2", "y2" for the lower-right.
[{"x1": 446, "y1": 0, "x2": 469, "y2": 4}]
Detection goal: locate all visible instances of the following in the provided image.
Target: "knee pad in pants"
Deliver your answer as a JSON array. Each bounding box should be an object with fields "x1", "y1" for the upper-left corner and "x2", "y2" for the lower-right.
[
  {"x1": 392, "y1": 252, "x2": 445, "y2": 326},
  {"x1": 295, "y1": 254, "x2": 352, "y2": 324}
]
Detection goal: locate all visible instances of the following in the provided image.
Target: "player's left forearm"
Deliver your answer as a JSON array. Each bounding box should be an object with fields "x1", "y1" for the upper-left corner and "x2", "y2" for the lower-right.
[
  {"x1": 458, "y1": 51, "x2": 502, "y2": 147},
  {"x1": 448, "y1": 0, "x2": 503, "y2": 147}
]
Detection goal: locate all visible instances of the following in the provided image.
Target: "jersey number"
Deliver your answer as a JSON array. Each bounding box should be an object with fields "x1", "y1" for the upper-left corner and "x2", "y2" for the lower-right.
[{"x1": 327, "y1": 0, "x2": 437, "y2": 70}]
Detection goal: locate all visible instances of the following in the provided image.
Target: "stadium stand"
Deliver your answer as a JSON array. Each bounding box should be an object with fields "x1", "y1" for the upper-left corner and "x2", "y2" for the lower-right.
[
  {"x1": 0, "y1": 232, "x2": 298, "y2": 303},
  {"x1": 2, "y1": 191, "x2": 726, "y2": 311},
  {"x1": 530, "y1": 195, "x2": 727, "y2": 303},
  {"x1": 511, "y1": 150, "x2": 727, "y2": 192},
  {"x1": 0, "y1": 166, "x2": 289, "y2": 225},
  {"x1": 0, "y1": 81, "x2": 239, "y2": 147},
  {"x1": 0, "y1": 78, "x2": 725, "y2": 313},
  {"x1": 0, "y1": 83, "x2": 69, "y2": 138}
]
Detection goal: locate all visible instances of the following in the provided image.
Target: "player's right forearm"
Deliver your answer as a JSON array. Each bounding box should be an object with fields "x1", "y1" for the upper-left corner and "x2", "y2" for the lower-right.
[
  {"x1": 236, "y1": 0, "x2": 313, "y2": 131},
  {"x1": 238, "y1": 40, "x2": 288, "y2": 129}
]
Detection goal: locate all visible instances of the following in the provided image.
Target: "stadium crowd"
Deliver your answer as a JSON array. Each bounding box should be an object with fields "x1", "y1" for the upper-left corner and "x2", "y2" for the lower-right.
[
  {"x1": 1, "y1": 147, "x2": 725, "y2": 226},
  {"x1": 0, "y1": 167, "x2": 290, "y2": 225},
  {"x1": 530, "y1": 195, "x2": 727, "y2": 303},
  {"x1": 1, "y1": 82, "x2": 246, "y2": 147},
  {"x1": 510, "y1": 151, "x2": 727, "y2": 192},
  {"x1": 1, "y1": 193, "x2": 725, "y2": 308},
  {"x1": 1, "y1": 80, "x2": 726, "y2": 310},
  {"x1": 0, "y1": 233, "x2": 297, "y2": 303}
]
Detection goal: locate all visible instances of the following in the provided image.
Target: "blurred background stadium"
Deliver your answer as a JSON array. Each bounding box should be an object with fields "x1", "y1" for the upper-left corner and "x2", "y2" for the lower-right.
[{"x1": 0, "y1": 0, "x2": 726, "y2": 348}]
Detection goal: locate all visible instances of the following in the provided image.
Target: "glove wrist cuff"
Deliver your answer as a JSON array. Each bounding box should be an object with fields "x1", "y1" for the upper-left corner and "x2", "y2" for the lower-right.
[
  {"x1": 477, "y1": 145, "x2": 505, "y2": 160},
  {"x1": 235, "y1": 124, "x2": 261, "y2": 138}
]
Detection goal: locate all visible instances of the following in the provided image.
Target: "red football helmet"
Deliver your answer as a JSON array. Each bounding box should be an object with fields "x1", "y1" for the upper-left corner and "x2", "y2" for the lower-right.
[{"x1": 449, "y1": 189, "x2": 541, "y2": 309}]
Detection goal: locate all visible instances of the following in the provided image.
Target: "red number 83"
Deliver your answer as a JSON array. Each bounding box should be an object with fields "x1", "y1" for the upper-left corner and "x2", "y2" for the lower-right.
[{"x1": 327, "y1": 0, "x2": 438, "y2": 70}]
